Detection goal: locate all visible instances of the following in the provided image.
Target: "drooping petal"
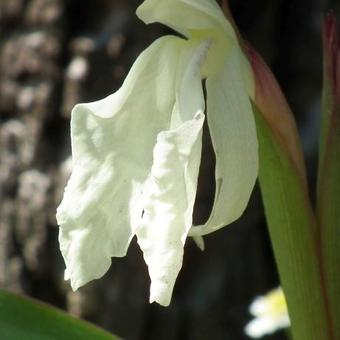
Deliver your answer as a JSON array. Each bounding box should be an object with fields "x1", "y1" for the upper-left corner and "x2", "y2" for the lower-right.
[
  {"x1": 137, "y1": 0, "x2": 232, "y2": 38},
  {"x1": 190, "y1": 46, "x2": 258, "y2": 237},
  {"x1": 56, "y1": 36, "x2": 190, "y2": 290},
  {"x1": 137, "y1": 112, "x2": 204, "y2": 306},
  {"x1": 136, "y1": 42, "x2": 207, "y2": 306}
]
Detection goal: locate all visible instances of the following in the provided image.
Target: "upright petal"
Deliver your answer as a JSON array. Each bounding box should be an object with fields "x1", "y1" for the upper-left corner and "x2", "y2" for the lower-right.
[
  {"x1": 137, "y1": 0, "x2": 235, "y2": 43},
  {"x1": 137, "y1": 0, "x2": 238, "y2": 78},
  {"x1": 56, "y1": 36, "x2": 189, "y2": 290},
  {"x1": 190, "y1": 46, "x2": 258, "y2": 237},
  {"x1": 136, "y1": 42, "x2": 207, "y2": 306}
]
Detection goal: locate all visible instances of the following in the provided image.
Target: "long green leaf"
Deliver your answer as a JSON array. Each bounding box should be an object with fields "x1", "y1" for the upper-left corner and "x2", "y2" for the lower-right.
[
  {"x1": 254, "y1": 104, "x2": 330, "y2": 340},
  {"x1": 317, "y1": 13, "x2": 340, "y2": 338},
  {"x1": 0, "y1": 289, "x2": 120, "y2": 340}
]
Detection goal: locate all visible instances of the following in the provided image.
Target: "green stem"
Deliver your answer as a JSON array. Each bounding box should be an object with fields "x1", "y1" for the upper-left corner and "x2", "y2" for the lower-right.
[{"x1": 254, "y1": 104, "x2": 331, "y2": 340}]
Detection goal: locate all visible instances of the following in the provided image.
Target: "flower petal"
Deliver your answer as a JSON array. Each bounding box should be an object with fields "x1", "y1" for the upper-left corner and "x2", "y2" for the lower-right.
[
  {"x1": 136, "y1": 42, "x2": 206, "y2": 306},
  {"x1": 245, "y1": 287, "x2": 290, "y2": 339},
  {"x1": 137, "y1": 112, "x2": 204, "y2": 306},
  {"x1": 56, "y1": 36, "x2": 190, "y2": 290},
  {"x1": 190, "y1": 46, "x2": 258, "y2": 237},
  {"x1": 137, "y1": 0, "x2": 235, "y2": 40},
  {"x1": 137, "y1": 0, "x2": 240, "y2": 79},
  {"x1": 245, "y1": 315, "x2": 290, "y2": 339}
]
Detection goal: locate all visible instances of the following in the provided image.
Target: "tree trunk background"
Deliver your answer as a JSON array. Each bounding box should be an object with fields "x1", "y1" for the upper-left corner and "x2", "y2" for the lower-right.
[{"x1": 0, "y1": 0, "x2": 338, "y2": 339}]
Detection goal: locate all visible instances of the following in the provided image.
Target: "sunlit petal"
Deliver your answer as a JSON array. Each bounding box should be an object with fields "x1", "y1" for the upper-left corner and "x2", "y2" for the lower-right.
[
  {"x1": 57, "y1": 36, "x2": 189, "y2": 290},
  {"x1": 190, "y1": 46, "x2": 258, "y2": 237},
  {"x1": 137, "y1": 0, "x2": 235, "y2": 40},
  {"x1": 137, "y1": 112, "x2": 204, "y2": 306},
  {"x1": 136, "y1": 42, "x2": 206, "y2": 306}
]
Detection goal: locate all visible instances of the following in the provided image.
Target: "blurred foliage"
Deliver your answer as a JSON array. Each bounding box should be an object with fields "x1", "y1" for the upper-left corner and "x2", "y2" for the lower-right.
[{"x1": 0, "y1": 289, "x2": 119, "y2": 340}]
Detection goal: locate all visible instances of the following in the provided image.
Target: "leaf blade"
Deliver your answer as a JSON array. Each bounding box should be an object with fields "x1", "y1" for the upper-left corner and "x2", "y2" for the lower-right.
[
  {"x1": 316, "y1": 13, "x2": 340, "y2": 339},
  {"x1": 0, "y1": 289, "x2": 120, "y2": 340},
  {"x1": 254, "y1": 104, "x2": 330, "y2": 340}
]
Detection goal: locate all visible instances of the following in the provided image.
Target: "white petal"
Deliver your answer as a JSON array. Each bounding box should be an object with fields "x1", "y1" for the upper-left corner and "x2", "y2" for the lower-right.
[
  {"x1": 170, "y1": 39, "x2": 209, "y2": 127},
  {"x1": 190, "y1": 47, "x2": 258, "y2": 237},
  {"x1": 56, "y1": 36, "x2": 189, "y2": 290},
  {"x1": 245, "y1": 315, "x2": 290, "y2": 338},
  {"x1": 137, "y1": 112, "x2": 204, "y2": 306},
  {"x1": 137, "y1": 0, "x2": 235, "y2": 40},
  {"x1": 137, "y1": 1, "x2": 242, "y2": 81},
  {"x1": 245, "y1": 287, "x2": 290, "y2": 338},
  {"x1": 136, "y1": 43, "x2": 206, "y2": 306}
]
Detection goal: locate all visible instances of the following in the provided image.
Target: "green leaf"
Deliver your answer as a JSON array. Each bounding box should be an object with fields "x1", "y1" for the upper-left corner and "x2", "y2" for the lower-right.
[
  {"x1": 316, "y1": 13, "x2": 340, "y2": 338},
  {"x1": 254, "y1": 104, "x2": 331, "y2": 340},
  {"x1": 0, "y1": 289, "x2": 120, "y2": 340}
]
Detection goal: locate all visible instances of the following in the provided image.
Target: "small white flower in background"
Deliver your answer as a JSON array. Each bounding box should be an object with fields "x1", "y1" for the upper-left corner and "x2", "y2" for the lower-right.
[
  {"x1": 56, "y1": 0, "x2": 258, "y2": 306},
  {"x1": 245, "y1": 287, "x2": 290, "y2": 338}
]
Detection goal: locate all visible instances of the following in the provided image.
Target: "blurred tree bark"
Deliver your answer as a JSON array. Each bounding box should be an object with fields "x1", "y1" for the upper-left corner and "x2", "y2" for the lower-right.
[{"x1": 0, "y1": 0, "x2": 335, "y2": 339}]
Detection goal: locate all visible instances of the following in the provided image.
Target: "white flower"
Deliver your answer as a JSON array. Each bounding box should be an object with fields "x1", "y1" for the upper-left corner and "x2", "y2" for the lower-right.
[
  {"x1": 245, "y1": 287, "x2": 290, "y2": 338},
  {"x1": 56, "y1": 0, "x2": 258, "y2": 306}
]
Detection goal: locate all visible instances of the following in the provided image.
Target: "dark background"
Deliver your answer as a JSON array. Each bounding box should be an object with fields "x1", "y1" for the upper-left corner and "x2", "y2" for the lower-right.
[{"x1": 0, "y1": 0, "x2": 339, "y2": 339}]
